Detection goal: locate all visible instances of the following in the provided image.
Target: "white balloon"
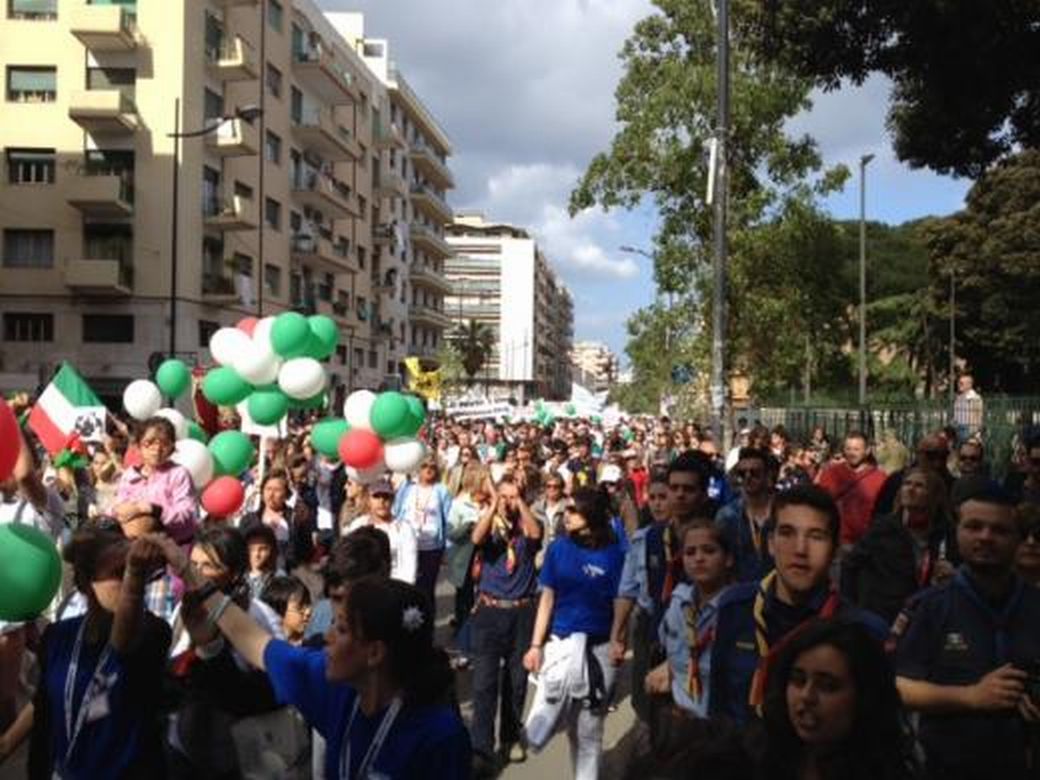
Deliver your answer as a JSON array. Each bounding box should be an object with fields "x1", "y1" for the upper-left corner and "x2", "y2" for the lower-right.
[
  {"x1": 278, "y1": 358, "x2": 327, "y2": 400},
  {"x1": 171, "y1": 439, "x2": 214, "y2": 489},
  {"x1": 346, "y1": 464, "x2": 385, "y2": 485},
  {"x1": 343, "y1": 390, "x2": 376, "y2": 431},
  {"x1": 252, "y1": 316, "x2": 277, "y2": 352},
  {"x1": 155, "y1": 407, "x2": 188, "y2": 440},
  {"x1": 209, "y1": 327, "x2": 252, "y2": 367},
  {"x1": 383, "y1": 438, "x2": 426, "y2": 474},
  {"x1": 123, "y1": 379, "x2": 162, "y2": 421},
  {"x1": 233, "y1": 345, "x2": 281, "y2": 385}
]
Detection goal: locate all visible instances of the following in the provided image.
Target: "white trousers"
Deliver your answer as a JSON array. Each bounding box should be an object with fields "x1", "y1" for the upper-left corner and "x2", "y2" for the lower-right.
[{"x1": 564, "y1": 641, "x2": 616, "y2": 780}]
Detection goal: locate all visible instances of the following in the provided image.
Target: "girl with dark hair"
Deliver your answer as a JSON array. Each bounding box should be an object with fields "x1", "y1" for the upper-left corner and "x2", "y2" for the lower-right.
[
  {"x1": 112, "y1": 416, "x2": 197, "y2": 544},
  {"x1": 28, "y1": 528, "x2": 171, "y2": 779},
  {"x1": 239, "y1": 469, "x2": 315, "y2": 571},
  {"x1": 759, "y1": 618, "x2": 918, "y2": 780},
  {"x1": 523, "y1": 486, "x2": 625, "y2": 778},
  {"x1": 155, "y1": 536, "x2": 471, "y2": 779},
  {"x1": 261, "y1": 575, "x2": 312, "y2": 646}
]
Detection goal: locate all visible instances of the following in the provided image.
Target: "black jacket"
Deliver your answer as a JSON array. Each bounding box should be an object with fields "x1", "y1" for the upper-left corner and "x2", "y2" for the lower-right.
[{"x1": 841, "y1": 512, "x2": 951, "y2": 624}]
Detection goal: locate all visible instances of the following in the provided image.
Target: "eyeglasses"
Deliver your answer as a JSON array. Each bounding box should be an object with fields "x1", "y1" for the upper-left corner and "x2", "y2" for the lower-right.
[{"x1": 139, "y1": 437, "x2": 170, "y2": 448}]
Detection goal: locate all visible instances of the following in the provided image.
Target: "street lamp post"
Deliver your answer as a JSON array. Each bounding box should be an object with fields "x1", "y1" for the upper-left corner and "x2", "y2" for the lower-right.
[
  {"x1": 710, "y1": 0, "x2": 730, "y2": 443},
  {"x1": 167, "y1": 103, "x2": 263, "y2": 357},
  {"x1": 858, "y1": 153, "x2": 875, "y2": 406}
]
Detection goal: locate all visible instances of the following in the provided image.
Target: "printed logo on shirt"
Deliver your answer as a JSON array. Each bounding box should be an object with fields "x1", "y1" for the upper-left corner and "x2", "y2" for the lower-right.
[
  {"x1": 942, "y1": 632, "x2": 970, "y2": 653},
  {"x1": 582, "y1": 563, "x2": 607, "y2": 579},
  {"x1": 735, "y1": 640, "x2": 756, "y2": 652}
]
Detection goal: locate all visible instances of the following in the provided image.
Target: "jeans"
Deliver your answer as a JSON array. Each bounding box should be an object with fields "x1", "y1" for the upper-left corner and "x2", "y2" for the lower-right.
[
  {"x1": 416, "y1": 548, "x2": 444, "y2": 610},
  {"x1": 630, "y1": 608, "x2": 659, "y2": 723},
  {"x1": 469, "y1": 600, "x2": 536, "y2": 757}
]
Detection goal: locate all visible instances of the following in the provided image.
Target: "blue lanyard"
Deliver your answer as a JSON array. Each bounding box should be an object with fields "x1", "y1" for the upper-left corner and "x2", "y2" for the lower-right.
[
  {"x1": 339, "y1": 696, "x2": 401, "y2": 779},
  {"x1": 62, "y1": 618, "x2": 114, "y2": 771}
]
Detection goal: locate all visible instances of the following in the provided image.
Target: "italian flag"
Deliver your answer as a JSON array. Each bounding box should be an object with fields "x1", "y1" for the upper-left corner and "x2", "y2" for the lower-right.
[{"x1": 28, "y1": 363, "x2": 104, "y2": 454}]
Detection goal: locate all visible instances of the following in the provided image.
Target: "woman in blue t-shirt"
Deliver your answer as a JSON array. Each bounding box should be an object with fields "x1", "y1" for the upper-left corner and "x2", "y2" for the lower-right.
[
  {"x1": 523, "y1": 486, "x2": 625, "y2": 779},
  {"x1": 154, "y1": 535, "x2": 470, "y2": 779}
]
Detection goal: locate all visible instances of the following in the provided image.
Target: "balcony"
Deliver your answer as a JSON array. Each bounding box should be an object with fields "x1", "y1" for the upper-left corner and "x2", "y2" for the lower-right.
[
  {"x1": 409, "y1": 183, "x2": 452, "y2": 224},
  {"x1": 291, "y1": 232, "x2": 357, "y2": 275},
  {"x1": 206, "y1": 35, "x2": 258, "y2": 82},
  {"x1": 373, "y1": 223, "x2": 397, "y2": 247},
  {"x1": 332, "y1": 301, "x2": 349, "y2": 320},
  {"x1": 373, "y1": 117, "x2": 406, "y2": 150},
  {"x1": 374, "y1": 170, "x2": 408, "y2": 201},
  {"x1": 409, "y1": 263, "x2": 452, "y2": 294},
  {"x1": 205, "y1": 118, "x2": 258, "y2": 157},
  {"x1": 65, "y1": 259, "x2": 133, "y2": 296},
  {"x1": 408, "y1": 344, "x2": 440, "y2": 361},
  {"x1": 292, "y1": 107, "x2": 361, "y2": 161},
  {"x1": 410, "y1": 145, "x2": 454, "y2": 189},
  {"x1": 408, "y1": 303, "x2": 451, "y2": 329},
  {"x1": 68, "y1": 90, "x2": 138, "y2": 134},
  {"x1": 292, "y1": 171, "x2": 357, "y2": 219},
  {"x1": 409, "y1": 223, "x2": 454, "y2": 259},
  {"x1": 203, "y1": 194, "x2": 257, "y2": 231},
  {"x1": 67, "y1": 173, "x2": 134, "y2": 218},
  {"x1": 201, "y1": 273, "x2": 239, "y2": 303},
  {"x1": 70, "y1": 4, "x2": 136, "y2": 51},
  {"x1": 292, "y1": 45, "x2": 358, "y2": 105}
]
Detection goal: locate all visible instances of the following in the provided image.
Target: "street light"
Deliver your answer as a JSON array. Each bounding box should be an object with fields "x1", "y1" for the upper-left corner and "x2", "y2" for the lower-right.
[
  {"x1": 858, "y1": 152, "x2": 875, "y2": 406},
  {"x1": 166, "y1": 102, "x2": 263, "y2": 357}
]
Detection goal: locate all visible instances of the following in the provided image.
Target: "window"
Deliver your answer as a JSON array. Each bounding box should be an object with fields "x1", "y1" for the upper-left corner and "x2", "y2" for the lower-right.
[
  {"x1": 233, "y1": 253, "x2": 252, "y2": 277},
  {"x1": 266, "y1": 0, "x2": 283, "y2": 33},
  {"x1": 202, "y1": 165, "x2": 221, "y2": 216},
  {"x1": 86, "y1": 66, "x2": 135, "y2": 101},
  {"x1": 265, "y1": 62, "x2": 282, "y2": 98},
  {"x1": 3, "y1": 312, "x2": 52, "y2": 341},
  {"x1": 203, "y1": 88, "x2": 224, "y2": 121},
  {"x1": 369, "y1": 351, "x2": 378, "y2": 370},
  {"x1": 2, "y1": 228, "x2": 52, "y2": 267},
  {"x1": 233, "y1": 180, "x2": 253, "y2": 200},
  {"x1": 289, "y1": 210, "x2": 302, "y2": 233},
  {"x1": 290, "y1": 86, "x2": 302, "y2": 123},
  {"x1": 8, "y1": 0, "x2": 58, "y2": 20},
  {"x1": 355, "y1": 348, "x2": 364, "y2": 370},
  {"x1": 317, "y1": 272, "x2": 333, "y2": 302},
  {"x1": 83, "y1": 314, "x2": 134, "y2": 344},
  {"x1": 357, "y1": 246, "x2": 366, "y2": 271},
  {"x1": 198, "y1": 319, "x2": 219, "y2": 347},
  {"x1": 6, "y1": 147, "x2": 53, "y2": 183},
  {"x1": 336, "y1": 345, "x2": 347, "y2": 365},
  {"x1": 265, "y1": 130, "x2": 281, "y2": 164},
  {"x1": 264, "y1": 197, "x2": 281, "y2": 230},
  {"x1": 357, "y1": 195, "x2": 366, "y2": 221},
  {"x1": 357, "y1": 296, "x2": 368, "y2": 320},
  {"x1": 84, "y1": 224, "x2": 132, "y2": 265},
  {"x1": 6, "y1": 66, "x2": 55, "y2": 102},
  {"x1": 264, "y1": 263, "x2": 281, "y2": 295}
]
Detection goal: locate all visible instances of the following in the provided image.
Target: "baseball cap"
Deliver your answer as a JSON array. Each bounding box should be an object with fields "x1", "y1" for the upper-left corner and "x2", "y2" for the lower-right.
[
  {"x1": 370, "y1": 480, "x2": 394, "y2": 497},
  {"x1": 600, "y1": 464, "x2": 623, "y2": 484}
]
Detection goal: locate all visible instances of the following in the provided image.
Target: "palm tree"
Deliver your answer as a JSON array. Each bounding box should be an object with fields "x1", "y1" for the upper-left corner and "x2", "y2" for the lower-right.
[{"x1": 453, "y1": 319, "x2": 494, "y2": 385}]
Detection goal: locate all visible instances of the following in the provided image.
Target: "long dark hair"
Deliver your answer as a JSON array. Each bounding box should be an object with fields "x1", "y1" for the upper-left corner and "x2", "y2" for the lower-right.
[
  {"x1": 344, "y1": 577, "x2": 454, "y2": 708},
  {"x1": 570, "y1": 487, "x2": 617, "y2": 549},
  {"x1": 63, "y1": 526, "x2": 129, "y2": 599},
  {"x1": 760, "y1": 618, "x2": 917, "y2": 780}
]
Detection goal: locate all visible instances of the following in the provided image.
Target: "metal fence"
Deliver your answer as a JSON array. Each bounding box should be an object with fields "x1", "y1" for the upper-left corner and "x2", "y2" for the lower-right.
[{"x1": 755, "y1": 397, "x2": 1040, "y2": 479}]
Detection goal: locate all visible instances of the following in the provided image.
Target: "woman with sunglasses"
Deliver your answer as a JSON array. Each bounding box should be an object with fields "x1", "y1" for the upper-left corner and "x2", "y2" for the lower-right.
[
  {"x1": 523, "y1": 487, "x2": 625, "y2": 778},
  {"x1": 392, "y1": 457, "x2": 452, "y2": 608}
]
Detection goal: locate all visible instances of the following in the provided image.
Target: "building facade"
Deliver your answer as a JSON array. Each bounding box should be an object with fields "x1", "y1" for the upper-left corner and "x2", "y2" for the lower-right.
[
  {"x1": 0, "y1": 0, "x2": 452, "y2": 400},
  {"x1": 445, "y1": 213, "x2": 573, "y2": 402},
  {"x1": 570, "y1": 340, "x2": 618, "y2": 393}
]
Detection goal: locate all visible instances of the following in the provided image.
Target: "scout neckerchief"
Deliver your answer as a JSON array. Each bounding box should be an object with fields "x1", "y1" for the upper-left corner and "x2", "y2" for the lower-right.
[
  {"x1": 953, "y1": 569, "x2": 1024, "y2": 663},
  {"x1": 747, "y1": 571, "x2": 840, "y2": 711},
  {"x1": 683, "y1": 590, "x2": 717, "y2": 700},
  {"x1": 339, "y1": 695, "x2": 402, "y2": 779},
  {"x1": 62, "y1": 617, "x2": 115, "y2": 773}
]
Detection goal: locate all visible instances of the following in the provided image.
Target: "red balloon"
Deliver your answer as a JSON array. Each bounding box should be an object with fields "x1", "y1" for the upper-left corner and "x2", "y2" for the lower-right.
[
  {"x1": 201, "y1": 476, "x2": 245, "y2": 518},
  {"x1": 236, "y1": 317, "x2": 259, "y2": 337},
  {"x1": 0, "y1": 399, "x2": 20, "y2": 483},
  {"x1": 338, "y1": 429, "x2": 384, "y2": 470}
]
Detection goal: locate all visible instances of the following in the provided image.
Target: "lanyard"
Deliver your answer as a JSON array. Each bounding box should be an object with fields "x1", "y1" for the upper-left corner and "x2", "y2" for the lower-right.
[
  {"x1": 339, "y1": 696, "x2": 402, "y2": 779},
  {"x1": 62, "y1": 618, "x2": 114, "y2": 769}
]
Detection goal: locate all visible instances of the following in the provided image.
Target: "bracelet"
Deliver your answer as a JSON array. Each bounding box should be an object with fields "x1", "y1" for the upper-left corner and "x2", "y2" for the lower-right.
[
  {"x1": 530, "y1": 643, "x2": 543, "y2": 650},
  {"x1": 206, "y1": 594, "x2": 233, "y2": 629}
]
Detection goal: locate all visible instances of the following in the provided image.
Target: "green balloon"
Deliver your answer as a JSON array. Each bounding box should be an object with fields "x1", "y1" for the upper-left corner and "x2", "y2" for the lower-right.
[
  {"x1": 270, "y1": 312, "x2": 312, "y2": 359},
  {"x1": 208, "y1": 430, "x2": 255, "y2": 477},
  {"x1": 201, "y1": 367, "x2": 253, "y2": 406},
  {"x1": 565, "y1": 403, "x2": 577, "y2": 416},
  {"x1": 0, "y1": 524, "x2": 61, "y2": 621},
  {"x1": 308, "y1": 315, "x2": 339, "y2": 360},
  {"x1": 312, "y1": 417, "x2": 350, "y2": 458},
  {"x1": 187, "y1": 421, "x2": 209, "y2": 443},
  {"x1": 247, "y1": 388, "x2": 289, "y2": 425},
  {"x1": 370, "y1": 391, "x2": 413, "y2": 439},
  {"x1": 155, "y1": 359, "x2": 191, "y2": 398},
  {"x1": 402, "y1": 395, "x2": 426, "y2": 436}
]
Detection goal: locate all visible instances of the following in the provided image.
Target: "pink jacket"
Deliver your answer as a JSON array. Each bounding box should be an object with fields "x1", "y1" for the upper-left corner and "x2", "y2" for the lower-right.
[{"x1": 115, "y1": 461, "x2": 199, "y2": 544}]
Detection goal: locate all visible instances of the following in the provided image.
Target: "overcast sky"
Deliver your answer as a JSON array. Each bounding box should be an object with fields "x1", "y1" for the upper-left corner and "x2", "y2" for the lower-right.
[{"x1": 322, "y1": 0, "x2": 972, "y2": 362}]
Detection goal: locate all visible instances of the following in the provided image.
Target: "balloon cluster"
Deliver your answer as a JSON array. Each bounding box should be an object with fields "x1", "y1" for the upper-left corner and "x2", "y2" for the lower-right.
[{"x1": 310, "y1": 390, "x2": 428, "y2": 482}]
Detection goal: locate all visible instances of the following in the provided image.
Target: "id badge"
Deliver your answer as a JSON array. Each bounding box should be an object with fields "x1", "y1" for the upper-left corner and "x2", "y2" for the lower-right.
[
  {"x1": 86, "y1": 690, "x2": 111, "y2": 723},
  {"x1": 317, "y1": 507, "x2": 334, "y2": 531}
]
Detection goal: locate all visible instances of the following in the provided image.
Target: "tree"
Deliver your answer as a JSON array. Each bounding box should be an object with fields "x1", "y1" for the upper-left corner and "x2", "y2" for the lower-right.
[
  {"x1": 451, "y1": 320, "x2": 495, "y2": 385},
  {"x1": 743, "y1": 0, "x2": 1040, "y2": 177},
  {"x1": 917, "y1": 150, "x2": 1040, "y2": 392}
]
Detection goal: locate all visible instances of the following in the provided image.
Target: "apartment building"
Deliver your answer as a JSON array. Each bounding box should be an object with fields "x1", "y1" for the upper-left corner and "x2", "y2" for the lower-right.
[
  {"x1": 445, "y1": 213, "x2": 574, "y2": 402},
  {"x1": 0, "y1": 0, "x2": 436, "y2": 399},
  {"x1": 571, "y1": 340, "x2": 619, "y2": 393}
]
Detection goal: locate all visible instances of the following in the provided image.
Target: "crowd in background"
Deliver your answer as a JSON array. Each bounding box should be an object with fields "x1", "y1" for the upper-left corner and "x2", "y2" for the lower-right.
[{"x1": 2, "y1": 384, "x2": 1040, "y2": 779}]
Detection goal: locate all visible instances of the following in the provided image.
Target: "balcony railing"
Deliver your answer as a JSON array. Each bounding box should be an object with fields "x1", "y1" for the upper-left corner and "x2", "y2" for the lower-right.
[{"x1": 202, "y1": 273, "x2": 237, "y2": 296}]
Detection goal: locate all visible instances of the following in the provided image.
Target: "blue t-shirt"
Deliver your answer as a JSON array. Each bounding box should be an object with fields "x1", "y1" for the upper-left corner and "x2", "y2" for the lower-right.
[
  {"x1": 263, "y1": 640, "x2": 470, "y2": 779},
  {"x1": 538, "y1": 535, "x2": 625, "y2": 641}
]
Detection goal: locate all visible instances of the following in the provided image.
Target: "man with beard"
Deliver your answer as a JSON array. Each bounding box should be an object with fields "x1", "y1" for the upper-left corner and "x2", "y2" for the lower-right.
[
  {"x1": 715, "y1": 447, "x2": 776, "y2": 583},
  {"x1": 895, "y1": 481, "x2": 1040, "y2": 780},
  {"x1": 815, "y1": 430, "x2": 888, "y2": 546}
]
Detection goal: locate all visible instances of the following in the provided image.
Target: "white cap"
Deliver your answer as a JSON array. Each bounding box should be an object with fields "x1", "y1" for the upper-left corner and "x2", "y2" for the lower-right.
[{"x1": 599, "y1": 464, "x2": 623, "y2": 484}]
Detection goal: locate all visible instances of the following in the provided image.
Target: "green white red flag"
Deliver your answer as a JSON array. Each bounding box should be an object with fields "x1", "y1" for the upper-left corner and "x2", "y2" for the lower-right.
[{"x1": 28, "y1": 363, "x2": 104, "y2": 454}]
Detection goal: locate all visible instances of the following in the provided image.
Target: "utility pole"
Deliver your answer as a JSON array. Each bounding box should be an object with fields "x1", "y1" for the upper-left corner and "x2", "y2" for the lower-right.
[
  {"x1": 858, "y1": 153, "x2": 874, "y2": 406},
  {"x1": 710, "y1": 0, "x2": 730, "y2": 443},
  {"x1": 949, "y1": 267, "x2": 956, "y2": 400}
]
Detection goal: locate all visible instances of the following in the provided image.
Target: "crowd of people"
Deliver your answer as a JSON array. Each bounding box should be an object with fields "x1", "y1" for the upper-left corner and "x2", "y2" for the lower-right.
[{"x1": 1, "y1": 386, "x2": 1040, "y2": 779}]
